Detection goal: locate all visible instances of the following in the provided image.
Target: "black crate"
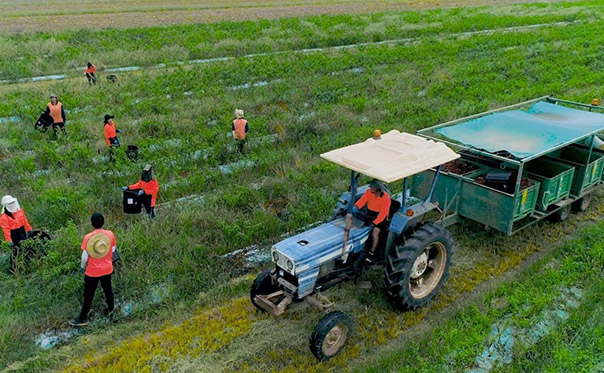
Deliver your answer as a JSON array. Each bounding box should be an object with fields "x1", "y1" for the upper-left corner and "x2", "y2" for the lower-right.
[
  {"x1": 123, "y1": 189, "x2": 142, "y2": 214},
  {"x1": 485, "y1": 171, "x2": 514, "y2": 193}
]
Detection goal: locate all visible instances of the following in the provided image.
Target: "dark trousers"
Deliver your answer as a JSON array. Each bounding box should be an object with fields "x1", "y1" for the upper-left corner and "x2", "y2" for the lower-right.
[
  {"x1": 141, "y1": 193, "x2": 156, "y2": 218},
  {"x1": 9, "y1": 227, "x2": 30, "y2": 274},
  {"x1": 236, "y1": 139, "x2": 246, "y2": 153},
  {"x1": 86, "y1": 72, "x2": 96, "y2": 85},
  {"x1": 79, "y1": 274, "x2": 114, "y2": 320}
]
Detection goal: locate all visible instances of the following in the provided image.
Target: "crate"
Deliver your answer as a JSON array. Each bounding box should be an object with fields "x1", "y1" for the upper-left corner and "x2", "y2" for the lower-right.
[
  {"x1": 526, "y1": 157, "x2": 575, "y2": 211},
  {"x1": 467, "y1": 168, "x2": 540, "y2": 222},
  {"x1": 122, "y1": 190, "x2": 142, "y2": 214},
  {"x1": 547, "y1": 145, "x2": 604, "y2": 195},
  {"x1": 512, "y1": 180, "x2": 540, "y2": 220}
]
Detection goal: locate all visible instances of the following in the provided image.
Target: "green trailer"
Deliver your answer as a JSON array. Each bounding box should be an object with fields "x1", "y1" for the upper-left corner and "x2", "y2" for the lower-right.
[{"x1": 414, "y1": 96, "x2": 604, "y2": 235}]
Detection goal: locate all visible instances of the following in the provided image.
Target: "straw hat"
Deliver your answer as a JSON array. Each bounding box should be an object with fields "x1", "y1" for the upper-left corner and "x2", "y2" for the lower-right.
[
  {"x1": 86, "y1": 233, "x2": 111, "y2": 258},
  {"x1": 234, "y1": 109, "x2": 244, "y2": 118},
  {"x1": 1, "y1": 195, "x2": 20, "y2": 213}
]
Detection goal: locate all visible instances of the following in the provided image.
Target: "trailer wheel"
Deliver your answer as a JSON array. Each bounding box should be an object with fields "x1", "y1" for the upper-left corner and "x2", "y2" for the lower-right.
[
  {"x1": 309, "y1": 311, "x2": 353, "y2": 361},
  {"x1": 550, "y1": 204, "x2": 571, "y2": 222},
  {"x1": 572, "y1": 193, "x2": 591, "y2": 212},
  {"x1": 384, "y1": 222, "x2": 453, "y2": 310},
  {"x1": 250, "y1": 268, "x2": 279, "y2": 312}
]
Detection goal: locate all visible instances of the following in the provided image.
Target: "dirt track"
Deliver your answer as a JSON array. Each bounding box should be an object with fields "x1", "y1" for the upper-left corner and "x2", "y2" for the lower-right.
[{"x1": 0, "y1": 0, "x2": 573, "y2": 33}]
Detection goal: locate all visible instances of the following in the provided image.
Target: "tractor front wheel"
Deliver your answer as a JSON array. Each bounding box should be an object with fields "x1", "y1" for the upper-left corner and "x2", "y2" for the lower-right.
[
  {"x1": 250, "y1": 268, "x2": 279, "y2": 312},
  {"x1": 384, "y1": 222, "x2": 453, "y2": 310},
  {"x1": 309, "y1": 311, "x2": 353, "y2": 361}
]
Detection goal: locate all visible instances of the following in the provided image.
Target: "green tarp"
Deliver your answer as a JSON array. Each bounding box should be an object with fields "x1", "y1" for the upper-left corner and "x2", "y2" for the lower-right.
[{"x1": 436, "y1": 102, "x2": 604, "y2": 159}]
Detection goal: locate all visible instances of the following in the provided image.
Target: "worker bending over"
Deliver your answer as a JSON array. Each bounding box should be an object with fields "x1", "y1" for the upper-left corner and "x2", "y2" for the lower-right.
[
  {"x1": 123, "y1": 164, "x2": 159, "y2": 218},
  {"x1": 232, "y1": 109, "x2": 249, "y2": 154},
  {"x1": 103, "y1": 114, "x2": 121, "y2": 148},
  {"x1": 42, "y1": 94, "x2": 66, "y2": 135},
  {"x1": 0, "y1": 195, "x2": 33, "y2": 274},
  {"x1": 85, "y1": 62, "x2": 97, "y2": 85},
  {"x1": 353, "y1": 180, "x2": 391, "y2": 263},
  {"x1": 69, "y1": 213, "x2": 116, "y2": 327}
]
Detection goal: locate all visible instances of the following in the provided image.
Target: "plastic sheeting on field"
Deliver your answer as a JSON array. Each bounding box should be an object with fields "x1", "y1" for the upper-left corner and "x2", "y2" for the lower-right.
[{"x1": 435, "y1": 102, "x2": 604, "y2": 159}]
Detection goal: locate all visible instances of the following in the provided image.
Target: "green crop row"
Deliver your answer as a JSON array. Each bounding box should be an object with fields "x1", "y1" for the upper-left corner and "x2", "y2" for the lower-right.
[{"x1": 0, "y1": 1, "x2": 601, "y2": 80}]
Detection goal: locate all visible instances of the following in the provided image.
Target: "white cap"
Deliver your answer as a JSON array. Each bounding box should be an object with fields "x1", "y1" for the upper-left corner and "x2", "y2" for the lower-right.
[{"x1": 1, "y1": 195, "x2": 20, "y2": 213}]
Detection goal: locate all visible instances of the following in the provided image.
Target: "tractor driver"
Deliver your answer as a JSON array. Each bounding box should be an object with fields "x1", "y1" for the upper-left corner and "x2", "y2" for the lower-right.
[{"x1": 352, "y1": 179, "x2": 391, "y2": 262}]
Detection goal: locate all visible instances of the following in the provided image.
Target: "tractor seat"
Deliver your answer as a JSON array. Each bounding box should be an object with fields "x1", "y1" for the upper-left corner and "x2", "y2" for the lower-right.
[{"x1": 388, "y1": 199, "x2": 401, "y2": 221}]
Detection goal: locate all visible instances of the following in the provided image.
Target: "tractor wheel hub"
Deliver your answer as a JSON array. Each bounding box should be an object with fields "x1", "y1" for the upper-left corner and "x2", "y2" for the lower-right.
[{"x1": 411, "y1": 252, "x2": 429, "y2": 279}]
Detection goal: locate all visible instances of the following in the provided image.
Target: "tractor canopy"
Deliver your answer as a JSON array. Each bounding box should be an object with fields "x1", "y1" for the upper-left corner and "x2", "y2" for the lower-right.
[{"x1": 320, "y1": 130, "x2": 459, "y2": 183}]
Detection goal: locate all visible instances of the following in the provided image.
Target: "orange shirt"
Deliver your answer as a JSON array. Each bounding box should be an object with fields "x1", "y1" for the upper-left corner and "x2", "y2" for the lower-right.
[
  {"x1": 129, "y1": 179, "x2": 160, "y2": 206},
  {"x1": 104, "y1": 122, "x2": 117, "y2": 146},
  {"x1": 233, "y1": 118, "x2": 248, "y2": 140},
  {"x1": 0, "y1": 209, "x2": 32, "y2": 242},
  {"x1": 81, "y1": 229, "x2": 116, "y2": 277},
  {"x1": 47, "y1": 102, "x2": 63, "y2": 123},
  {"x1": 85, "y1": 65, "x2": 96, "y2": 74},
  {"x1": 355, "y1": 189, "x2": 391, "y2": 225}
]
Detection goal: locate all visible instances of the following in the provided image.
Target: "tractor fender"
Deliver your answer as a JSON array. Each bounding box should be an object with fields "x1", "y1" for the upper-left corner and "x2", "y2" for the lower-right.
[{"x1": 389, "y1": 202, "x2": 438, "y2": 235}]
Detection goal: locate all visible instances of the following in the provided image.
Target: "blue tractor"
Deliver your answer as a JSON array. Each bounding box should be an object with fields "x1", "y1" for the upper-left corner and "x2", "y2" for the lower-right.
[{"x1": 250, "y1": 130, "x2": 460, "y2": 360}]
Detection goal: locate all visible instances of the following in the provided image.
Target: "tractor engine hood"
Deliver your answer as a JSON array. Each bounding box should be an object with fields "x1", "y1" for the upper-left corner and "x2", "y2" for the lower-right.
[{"x1": 272, "y1": 216, "x2": 371, "y2": 275}]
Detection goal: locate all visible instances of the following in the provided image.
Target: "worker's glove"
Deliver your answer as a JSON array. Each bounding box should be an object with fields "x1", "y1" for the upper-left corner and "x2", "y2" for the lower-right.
[
  {"x1": 79, "y1": 267, "x2": 85, "y2": 274},
  {"x1": 9, "y1": 241, "x2": 14, "y2": 247},
  {"x1": 121, "y1": 186, "x2": 128, "y2": 191},
  {"x1": 137, "y1": 190, "x2": 144, "y2": 196},
  {"x1": 116, "y1": 129, "x2": 122, "y2": 134},
  {"x1": 352, "y1": 206, "x2": 359, "y2": 214}
]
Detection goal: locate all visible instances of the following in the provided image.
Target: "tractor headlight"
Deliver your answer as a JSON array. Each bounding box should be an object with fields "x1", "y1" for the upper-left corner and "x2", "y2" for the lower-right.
[
  {"x1": 272, "y1": 251, "x2": 279, "y2": 262},
  {"x1": 286, "y1": 260, "x2": 294, "y2": 270}
]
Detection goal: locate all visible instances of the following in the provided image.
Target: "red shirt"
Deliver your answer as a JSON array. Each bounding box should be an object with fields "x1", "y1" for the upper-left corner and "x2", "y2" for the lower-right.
[
  {"x1": 81, "y1": 229, "x2": 116, "y2": 277},
  {"x1": 0, "y1": 209, "x2": 32, "y2": 242},
  {"x1": 129, "y1": 179, "x2": 160, "y2": 206},
  {"x1": 85, "y1": 65, "x2": 96, "y2": 74},
  {"x1": 355, "y1": 189, "x2": 391, "y2": 225},
  {"x1": 104, "y1": 122, "x2": 117, "y2": 146}
]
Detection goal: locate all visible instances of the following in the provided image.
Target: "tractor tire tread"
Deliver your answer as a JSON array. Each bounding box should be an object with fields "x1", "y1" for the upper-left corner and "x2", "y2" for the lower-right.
[
  {"x1": 384, "y1": 222, "x2": 453, "y2": 311},
  {"x1": 309, "y1": 311, "x2": 354, "y2": 361}
]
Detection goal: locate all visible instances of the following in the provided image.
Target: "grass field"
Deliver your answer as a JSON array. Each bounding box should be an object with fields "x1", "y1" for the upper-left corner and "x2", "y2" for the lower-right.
[
  {"x1": 1, "y1": 0, "x2": 604, "y2": 372},
  {"x1": 0, "y1": 0, "x2": 569, "y2": 32}
]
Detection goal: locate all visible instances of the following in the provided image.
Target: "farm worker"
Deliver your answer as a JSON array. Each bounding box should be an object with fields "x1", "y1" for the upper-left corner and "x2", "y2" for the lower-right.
[
  {"x1": 122, "y1": 164, "x2": 159, "y2": 218},
  {"x1": 42, "y1": 94, "x2": 66, "y2": 134},
  {"x1": 232, "y1": 109, "x2": 249, "y2": 154},
  {"x1": 353, "y1": 179, "x2": 391, "y2": 263},
  {"x1": 85, "y1": 62, "x2": 97, "y2": 85},
  {"x1": 69, "y1": 213, "x2": 116, "y2": 327},
  {"x1": 0, "y1": 195, "x2": 33, "y2": 274},
  {"x1": 103, "y1": 114, "x2": 121, "y2": 148}
]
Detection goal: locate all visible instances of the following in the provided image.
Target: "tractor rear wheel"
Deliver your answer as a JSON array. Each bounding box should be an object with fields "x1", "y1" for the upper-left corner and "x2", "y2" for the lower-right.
[
  {"x1": 309, "y1": 311, "x2": 353, "y2": 361},
  {"x1": 572, "y1": 193, "x2": 591, "y2": 212},
  {"x1": 384, "y1": 222, "x2": 453, "y2": 311},
  {"x1": 250, "y1": 268, "x2": 279, "y2": 312}
]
